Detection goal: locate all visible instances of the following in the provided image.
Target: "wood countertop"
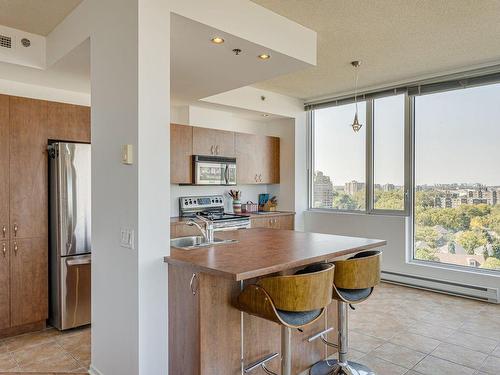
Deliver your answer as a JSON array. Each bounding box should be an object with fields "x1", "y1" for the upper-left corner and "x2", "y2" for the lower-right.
[
  {"x1": 170, "y1": 211, "x2": 295, "y2": 225},
  {"x1": 164, "y1": 228, "x2": 386, "y2": 281}
]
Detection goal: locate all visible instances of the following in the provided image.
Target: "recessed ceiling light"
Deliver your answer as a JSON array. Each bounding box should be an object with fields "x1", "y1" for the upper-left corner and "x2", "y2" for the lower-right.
[
  {"x1": 258, "y1": 54, "x2": 271, "y2": 60},
  {"x1": 211, "y1": 37, "x2": 224, "y2": 44},
  {"x1": 262, "y1": 114, "x2": 270, "y2": 117}
]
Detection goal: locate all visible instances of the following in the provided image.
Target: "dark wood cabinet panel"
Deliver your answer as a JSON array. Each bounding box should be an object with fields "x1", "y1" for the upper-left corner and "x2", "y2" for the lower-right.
[
  {"x1": 0, "y1": 241, "x2": 9, "y2": 330},
  {"x1": 0, "y1": 96, "x2": 8, "y2": 241},
  {"x1": 170, "y1": 124, "x2": 193, "y2": 184},
  {"x1": 10, "y1": 237, "x2": 48, "y2": 327},
  {"x1": 192, "y1": 127, "x2": 235, "y2": 157},
  {"x1": 47, "y1": 101, "x2": 90, "y2": 143},
  {"x1": 9, "y1": 97, "x2": 48, "y2": 239}
]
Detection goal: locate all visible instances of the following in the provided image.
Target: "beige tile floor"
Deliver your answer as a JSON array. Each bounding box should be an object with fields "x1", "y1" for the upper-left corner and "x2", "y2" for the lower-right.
[
  {"x1": 0, "y1": 283, "x2": 499, "y2": 374},
  {"x1": 0, "y1": 325, "x2": 89, "y2": 374}
]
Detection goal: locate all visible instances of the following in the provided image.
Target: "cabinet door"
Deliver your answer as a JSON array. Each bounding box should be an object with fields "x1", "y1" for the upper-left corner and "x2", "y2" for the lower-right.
[
  {"x1": 193, "y1": 127, "x2": 235, "y2": 157},
  {"x1": 170, "y1": 124, "x2": 193, "y2": 184},
  {"x1": 250, "y1": 217, "x2": 272, "y2": 229},
  {"x1": 235, "y1": 133, "x2": 260, "y2": 184},
  {"x1": 259, "y1": 136, "x2": 280, "y2": 184},
  {"x1": 0, "y1": 96, "x2": 8, "y2": 241},
  {"x1": 9, "y1": 97, "x2": 48, "y2": 239},
  {"x1": 47, "y1": 101, "x2": 91, "y2": 143},
  {"x1": 0, "y1": 241, "x2": 9, "y2": 329},
  {"x1": 277, "y1": 215, "x2": 294, "y2": 230},
  {"x1": 10, "y1": 237, "x2": 48, "y2": 327}
]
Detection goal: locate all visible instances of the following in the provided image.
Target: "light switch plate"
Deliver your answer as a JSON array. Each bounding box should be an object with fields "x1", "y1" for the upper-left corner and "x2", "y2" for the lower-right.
[{"x1": 120, "y1": 228, "x2": 135, "y2": 249}]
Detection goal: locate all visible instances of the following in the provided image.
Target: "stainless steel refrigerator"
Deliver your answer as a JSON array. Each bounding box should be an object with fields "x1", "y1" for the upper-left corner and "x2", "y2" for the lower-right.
[{"x1": 48, "y1": 142, "x2": 91, "y2": 330}]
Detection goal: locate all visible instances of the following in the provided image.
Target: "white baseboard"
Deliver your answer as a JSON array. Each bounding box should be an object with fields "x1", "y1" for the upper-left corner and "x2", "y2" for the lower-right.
[{"x1": 88, "y1": 365, "x2": 104, "y2": 375}]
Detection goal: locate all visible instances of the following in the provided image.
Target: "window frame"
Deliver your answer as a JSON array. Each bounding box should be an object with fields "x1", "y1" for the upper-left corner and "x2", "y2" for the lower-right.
[{"x1": 307, "y1": 94, "x2": 411, "y2": 216}]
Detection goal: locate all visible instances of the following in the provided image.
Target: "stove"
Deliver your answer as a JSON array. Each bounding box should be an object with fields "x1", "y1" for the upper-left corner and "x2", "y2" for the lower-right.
[{"x1": 179, "y1": 195, "x2": 250, "y2": 230}]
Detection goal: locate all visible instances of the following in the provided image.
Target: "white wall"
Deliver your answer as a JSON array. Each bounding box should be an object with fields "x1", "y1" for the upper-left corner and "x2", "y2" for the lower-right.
[{"x1": 170, "y1": 105, "x2": 295, "y2": 217}]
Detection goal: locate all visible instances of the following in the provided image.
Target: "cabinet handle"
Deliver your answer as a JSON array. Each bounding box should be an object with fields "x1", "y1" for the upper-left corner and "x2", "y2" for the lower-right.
[
  {"x1": 13, "y1": 223, "x2": 18, "y2": 237},
  {"x1": 2, "y1": 243, "x2": 5, "y2": 257},
  {"x1": 259, "y1": 174, "x2": 262, "y2": 182},
  {"x1": 13, "y1": 242, "x2": 18, "y2": 255},
  {"x1": 215, "y1": 145, "x2": 220, "y2": 155},
  {"x1": 2, "y1": 225, "x2": 5, "y2": 238},
  {"x1": 255, "y1": 174, "x2": 258, "y2": 182},
  {"x1": 210, "y1": 145, "x2": 215, "y2": 155},
  {"x1": 190, "y1": 273, "x2": 198, "y2": 295}
]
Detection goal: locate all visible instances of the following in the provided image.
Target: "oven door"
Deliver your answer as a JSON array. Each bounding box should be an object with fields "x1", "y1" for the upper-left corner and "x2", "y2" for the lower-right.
[{"x1": 195, "y1": 162, "x2": 226, "y2": 185}]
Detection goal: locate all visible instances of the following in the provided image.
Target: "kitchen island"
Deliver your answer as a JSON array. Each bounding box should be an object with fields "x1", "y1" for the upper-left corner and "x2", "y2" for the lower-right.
[{"x1": 165, "y1": 228, "x2": 386, "y2": 375}]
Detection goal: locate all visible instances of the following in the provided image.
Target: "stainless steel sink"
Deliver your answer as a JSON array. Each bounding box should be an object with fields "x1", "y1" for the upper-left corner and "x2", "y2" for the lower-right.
[{"x1": 170, "y1": 236, "x2": 238, "y2": 250}]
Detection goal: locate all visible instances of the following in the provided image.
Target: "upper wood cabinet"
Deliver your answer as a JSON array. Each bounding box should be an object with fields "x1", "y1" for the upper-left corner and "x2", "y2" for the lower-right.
[
  {"x1": 192, "y1": 127, "x2": 235, "y2": 157},
  {"x1": 171, "y1": 124, "x2": 193, "y2": 184},
  {"x1": 236, "y1": 133, "x2": 280, "y2": 184},
  {"x1": 9, "y1": 97, "x2": 48, "y2": 239},
  {"x1": 0, "y1": 96, "x2": 9, "y2": 241},
  {"x1": 47, "y1": 101, "x2": 91, "y2": 143}
]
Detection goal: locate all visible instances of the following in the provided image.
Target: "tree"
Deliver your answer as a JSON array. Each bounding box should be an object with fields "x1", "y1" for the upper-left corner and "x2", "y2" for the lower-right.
[
  {"x1": 375, "y1": 190, "x2": 404, "y2": 210},
  {"x1": 480, "y1": 257, "x2": 500, "y2": 270},
  {"x1": 333, "y1": 194, "x2": 358, "y2": 210},
  {"x1": 457, "y1": 231, "x2": 487, "y2": 255},
  {"x1": 415, "y1": 227, "x2": 440, "y2": 248},
  {"x1": 415, "y1": 247, "x2": 440, "y2": 262},
  {"x1": 448, "y1": 241, "x2": 456, "y2": 254}
]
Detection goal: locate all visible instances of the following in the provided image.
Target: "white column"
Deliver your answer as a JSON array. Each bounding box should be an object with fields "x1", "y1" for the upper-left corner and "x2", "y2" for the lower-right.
[{"x1": 90, "y1": 0, "x2": 170, "y2": 374}]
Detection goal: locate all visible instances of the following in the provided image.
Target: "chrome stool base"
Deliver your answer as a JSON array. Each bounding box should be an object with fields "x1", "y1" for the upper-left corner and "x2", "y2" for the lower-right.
[{"x1": 310, "y1": 359, "x2": 376, "y2": 375}]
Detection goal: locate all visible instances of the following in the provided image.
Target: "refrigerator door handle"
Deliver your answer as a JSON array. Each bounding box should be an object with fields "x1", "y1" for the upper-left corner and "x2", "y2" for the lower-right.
[{"x1": 66, "y1": 255, "x2": 91, "y2": 267}]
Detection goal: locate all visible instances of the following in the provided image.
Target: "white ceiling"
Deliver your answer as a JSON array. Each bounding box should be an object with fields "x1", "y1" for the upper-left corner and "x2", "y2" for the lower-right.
[
  {"x1": 0, "y1": 0, "x2": 82, "y2": 35},
  {"x1": 0, "y1": 38, "x2": 90, "y2": 93},
  {"x1": 251, "y1": 0, "x2": 500, "y2": 101},
  {"x1": 170, "y1": 14, "x2": 310, "y2": 104}
]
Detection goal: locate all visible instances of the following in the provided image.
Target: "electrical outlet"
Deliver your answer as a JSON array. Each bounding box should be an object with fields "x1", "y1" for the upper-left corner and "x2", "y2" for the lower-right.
[{"x1": 120, "y1": 228, "x2": 135, "y2": 249}]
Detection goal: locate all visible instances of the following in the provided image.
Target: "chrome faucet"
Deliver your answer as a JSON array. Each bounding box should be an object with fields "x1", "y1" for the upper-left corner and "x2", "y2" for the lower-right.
[{"x1": 186, "y1": 215, "x2": 214, "y2": 243}]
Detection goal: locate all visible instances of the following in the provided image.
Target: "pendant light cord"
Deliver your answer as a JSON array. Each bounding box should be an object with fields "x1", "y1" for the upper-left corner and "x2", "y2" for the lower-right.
[{"x1": 354, "y1": 66, "x2": 359, "y2": 115}]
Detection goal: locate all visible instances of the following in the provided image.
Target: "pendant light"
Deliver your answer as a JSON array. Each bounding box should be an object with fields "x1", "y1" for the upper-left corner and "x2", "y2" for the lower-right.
[{"x1": 350, "y1": 60, "x2": 363, "y2": 133}]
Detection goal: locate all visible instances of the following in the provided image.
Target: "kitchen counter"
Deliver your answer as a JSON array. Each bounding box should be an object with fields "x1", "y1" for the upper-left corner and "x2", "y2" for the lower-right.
[{"x1": 164, "y1": 228, "x2": 386, "y2": 281}]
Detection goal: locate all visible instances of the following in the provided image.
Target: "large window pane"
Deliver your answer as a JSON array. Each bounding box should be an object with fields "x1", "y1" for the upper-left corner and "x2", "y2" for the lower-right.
[
  {"x1": 313, "y1": 103, "x2": 366, "y2": 210},
  {"x1": 414, "y1": 84, "x2": 500, "y2": 271},
  {"x1": 373, "y1": 95, "x2": 405, "y2": 210}
]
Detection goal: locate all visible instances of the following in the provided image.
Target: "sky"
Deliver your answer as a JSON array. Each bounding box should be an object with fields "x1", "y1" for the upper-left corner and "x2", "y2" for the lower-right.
[{"x1": 314, "y1": 83, "x2": 500, "y2": 186}]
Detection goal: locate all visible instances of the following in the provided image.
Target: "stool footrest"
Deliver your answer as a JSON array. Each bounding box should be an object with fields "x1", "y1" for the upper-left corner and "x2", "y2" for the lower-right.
[
  {"x1": 244, "y1": 352, "x2": 279, "y2": 374},
  {"x1": 307, "y1": 327, "x2": 338, "y2": 348}
]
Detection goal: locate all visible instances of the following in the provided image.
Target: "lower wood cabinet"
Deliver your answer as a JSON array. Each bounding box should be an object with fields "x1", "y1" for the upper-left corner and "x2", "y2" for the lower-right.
[
  {"x1": 0, "y1": 241, "x2": 10, "y2": 330},
  {"x1": 10, "y1": 237, "x2": 48, "y2": 327},
  {"x1": 250, "y1": 214, "x2": 294, "y2": 230}
]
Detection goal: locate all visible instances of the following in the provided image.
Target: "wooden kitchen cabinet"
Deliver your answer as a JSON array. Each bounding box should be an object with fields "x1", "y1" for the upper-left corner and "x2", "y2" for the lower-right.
[
  {"x1": 250, "y1": 214, "x2": 294, "y2": 230},
  {"x1": 47, "y1": 101, "x2": 91, "y2": 143},
  {"x1": 170, "y1": 124, "x2": 193, "y2": 184},
  {"x1": 192, "y1": 126, "x2": 235, "y2": 157},
  {"x1": 236, "y1": 133, "x2": 280, "y2": 184},
  {"x1": 9, "y1": 97, "x2": 48, "y2": 239},
  {"x1": 10, "y1": 237, "x2": 48, "y2": 327},
  {"x1": 0, "y1": 96, "x2": 8, "y2": 242},
  {"x1": 0, "y1": 242, "x2": 10, "y2": 330}
]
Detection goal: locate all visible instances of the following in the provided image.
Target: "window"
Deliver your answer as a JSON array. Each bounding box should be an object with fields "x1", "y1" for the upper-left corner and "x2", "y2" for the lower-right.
[
  {"x1": 413, "y1": 83, "x2": 500, "y2": 271},
  {"x1": 312, "y1": 102, "x2": 366, "y2": 210},
  {"x1": 372, "y1": 95, "x2": 406, "y2": 211},
  {"x1": 310, "y1": 95, "x2": 407, "y2": 213}
]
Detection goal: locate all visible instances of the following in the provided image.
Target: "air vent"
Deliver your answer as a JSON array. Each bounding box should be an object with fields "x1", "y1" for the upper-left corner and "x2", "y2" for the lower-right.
[{"x1": 0, "y1": 35, "x2": 12, "y2": 49}]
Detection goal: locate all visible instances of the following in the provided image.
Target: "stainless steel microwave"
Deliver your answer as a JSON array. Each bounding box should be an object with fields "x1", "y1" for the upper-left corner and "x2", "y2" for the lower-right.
[{"x1": 193, "y1": 155, "x2": 237, "y2": 185}]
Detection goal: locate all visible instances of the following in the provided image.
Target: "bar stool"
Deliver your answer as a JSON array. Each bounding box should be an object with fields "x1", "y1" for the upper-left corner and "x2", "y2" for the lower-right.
[
  {"x1": 309, "y1": 250, "x2": 382, "y2": 375},
  {"x1": 237, "y1": 263, "x2": 335, "y2": 375}
]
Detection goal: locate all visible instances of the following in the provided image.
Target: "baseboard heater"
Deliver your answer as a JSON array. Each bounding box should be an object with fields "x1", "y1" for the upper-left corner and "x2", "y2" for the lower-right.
[{"x1": 381, "y1": 271, "x2": 499, "y2": 303}]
